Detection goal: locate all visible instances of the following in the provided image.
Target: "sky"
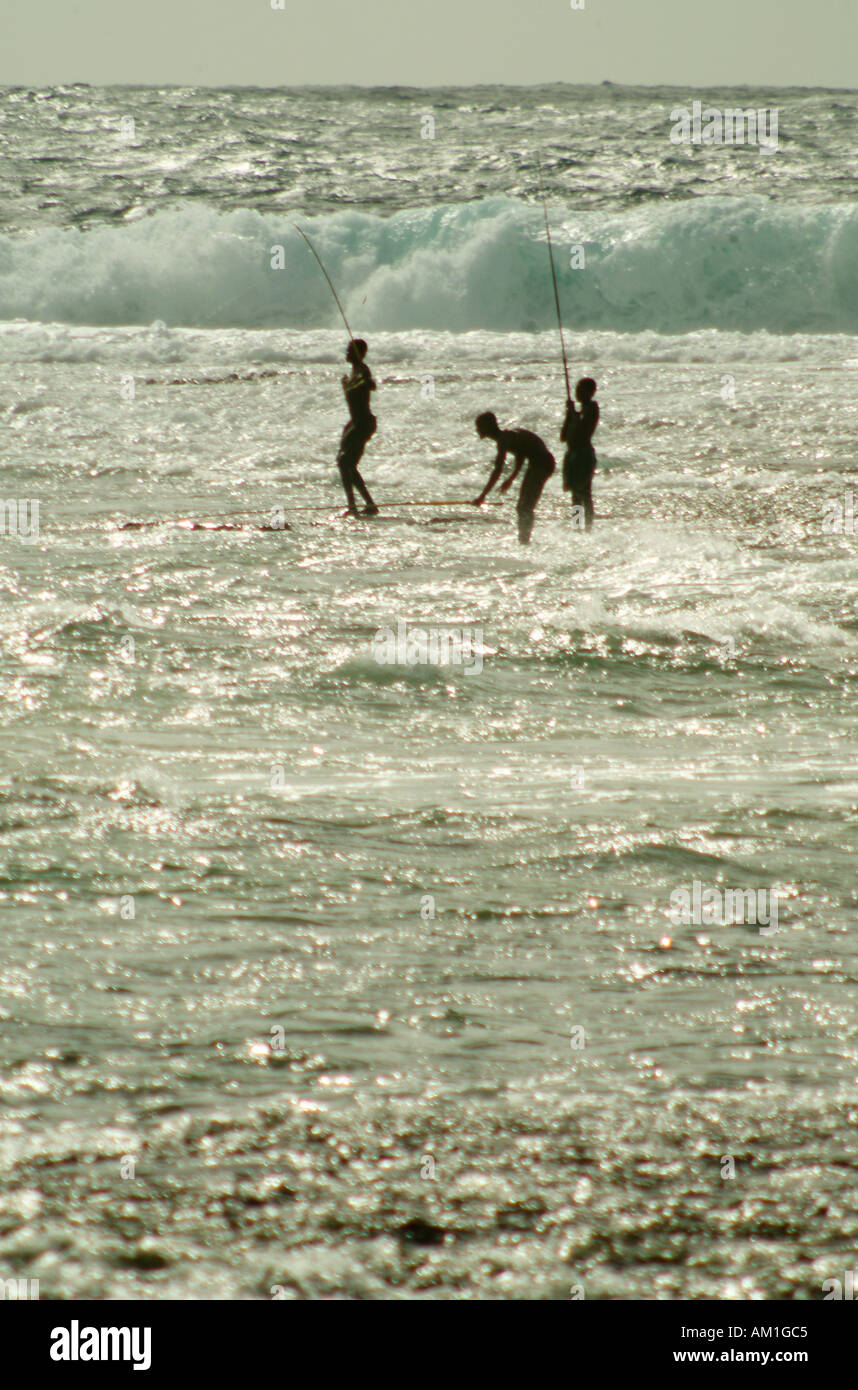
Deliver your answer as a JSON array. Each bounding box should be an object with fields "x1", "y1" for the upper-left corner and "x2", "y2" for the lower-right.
[{"x1": 1, "y1": 0, "x2": 856, "y2": 88}]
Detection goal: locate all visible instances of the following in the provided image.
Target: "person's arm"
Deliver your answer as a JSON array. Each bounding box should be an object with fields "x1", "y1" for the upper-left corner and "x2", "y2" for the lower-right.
[
  {"x1": 473, "y1": 446, "x2": 507, "y2": 505},
  {"x1": 343, "y1": 363, "x2": 373, "y2": 397},
  {"x1": 499, "y1": 452, "x2": 525, "y2": 493},
  {"x1": 560, "y1": 399, "x2": 576, "y2": 443}
]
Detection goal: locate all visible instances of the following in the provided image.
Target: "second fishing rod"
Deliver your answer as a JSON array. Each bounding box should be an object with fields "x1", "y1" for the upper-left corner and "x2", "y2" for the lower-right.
[{"x1": 535, "y1": 152, "x2": 572, "y2": 403}]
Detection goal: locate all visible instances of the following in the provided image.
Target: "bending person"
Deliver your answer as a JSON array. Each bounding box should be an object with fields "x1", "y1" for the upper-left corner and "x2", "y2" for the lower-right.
[{"x1": 473, "y1": 412, "x2": 556, "y2": 545}]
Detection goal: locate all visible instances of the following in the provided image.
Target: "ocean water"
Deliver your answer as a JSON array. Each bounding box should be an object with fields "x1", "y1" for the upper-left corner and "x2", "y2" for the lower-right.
[{"x1": 2, "y1": 84, "x2": 858, "y2": 1300}]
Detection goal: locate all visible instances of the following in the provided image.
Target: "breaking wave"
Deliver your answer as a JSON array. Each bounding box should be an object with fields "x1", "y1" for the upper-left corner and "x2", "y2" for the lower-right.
[{"x1": 2, "y1": 195, "x2": 857, "y2": 334}]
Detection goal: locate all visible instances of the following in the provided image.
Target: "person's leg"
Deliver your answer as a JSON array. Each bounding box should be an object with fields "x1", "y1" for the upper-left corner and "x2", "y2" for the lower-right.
[
  {"x1": 516, "y1": 459, "x2": 551, "y2": 545},
  {"x1": 337, "y1": 426, "x2": 359, "y2": 512},
  {"x1": 583, "y1": 465, "x2": 595, "y2": 530},
  {"x1": 562, "y1": 449, "x2": 574, "y2": 495},
  {"x1": 569, "y1": 461, "x2": 592, "y2": 530},
  {"x1": 351, "y1": 458, "x2": 377, "y2": 512},
  {"x1": 516, "y1": 462, "x2": 536, "y2": 544},
  {"x1": 566, "y1": 451, "x2": 592, "y2": 529},
  {"x1": 347, "y1": 420, "x2": 378, "y2": 513}
]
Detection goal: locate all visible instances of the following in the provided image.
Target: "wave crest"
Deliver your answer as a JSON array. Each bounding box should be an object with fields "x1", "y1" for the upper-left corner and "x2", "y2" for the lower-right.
[{"x1": 2, "y1": 196, "x2": 857, "y2": 333}]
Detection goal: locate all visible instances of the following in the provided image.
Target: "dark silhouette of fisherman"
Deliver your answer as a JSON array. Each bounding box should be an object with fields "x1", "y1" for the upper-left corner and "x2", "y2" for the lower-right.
[
  {"x1": 561, "y1": 377, "x2": 599, "y2": 530},
  {"x1": 337, "y1": 338, "x2": 378, "y2": 516},
  {"x1": 473, "y1": 412, "x2": 556, "y2": 544}
]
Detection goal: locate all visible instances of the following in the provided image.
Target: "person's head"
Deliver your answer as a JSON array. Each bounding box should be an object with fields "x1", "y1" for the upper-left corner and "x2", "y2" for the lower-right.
[
  {"x1": 346, "y1": 338, "x2": 368, "y2": 365},
  {"x1": 476, "y1": 411, "x2": 500, "y2": 440},
  {"x1": 575, "y1": 377, "x2": 597, "y2": 403}
]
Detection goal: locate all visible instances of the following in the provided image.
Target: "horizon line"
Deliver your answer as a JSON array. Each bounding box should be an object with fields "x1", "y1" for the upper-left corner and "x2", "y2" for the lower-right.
[{"x1": 1, "y1": 79, "x2": 857, "y2": 94}]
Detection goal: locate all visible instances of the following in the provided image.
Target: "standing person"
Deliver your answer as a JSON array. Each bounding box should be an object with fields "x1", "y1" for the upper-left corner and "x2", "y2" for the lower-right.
[
  {"x1": 561, "y1": 377, "x2": 600, "y2": 531},
  {"x1": 337, "y1": 338, "x2": 378, "y2": 516},
  {"x1": 473, "y1": 412, "x2": 556, "y2": 545}
]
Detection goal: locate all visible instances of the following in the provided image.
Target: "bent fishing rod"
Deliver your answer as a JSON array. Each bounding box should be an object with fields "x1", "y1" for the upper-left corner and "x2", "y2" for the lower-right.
[{"x1": 293, "y1": 224, "x2": 355, "y2": 343}]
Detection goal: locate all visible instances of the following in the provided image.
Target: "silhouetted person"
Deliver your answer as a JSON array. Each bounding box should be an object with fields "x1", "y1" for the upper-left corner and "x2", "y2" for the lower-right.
[
  {"x1": 473, "y1": 412, "x2": 556, "y2": 544},
  {"x1": 561, "y1": 377, "x2": 599, "y2": 530},
  {"x1": 337, "y1": 338, "x2": 378, "y2": 516}
]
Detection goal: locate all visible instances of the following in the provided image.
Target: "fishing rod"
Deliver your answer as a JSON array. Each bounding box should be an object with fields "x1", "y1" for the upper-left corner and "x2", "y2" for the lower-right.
[
  {"x1": 262, "y1": 499, "x2": 506, "y2": 512},
  {"x1": 293, "y1": 224, "x2": 355, "y2": 342},
  {"x1": 535, "y1": 153, "x2": 571, "y2": 401},
  {"x1": 115, "y1": 500, "x2": 506, "y2": 528}
]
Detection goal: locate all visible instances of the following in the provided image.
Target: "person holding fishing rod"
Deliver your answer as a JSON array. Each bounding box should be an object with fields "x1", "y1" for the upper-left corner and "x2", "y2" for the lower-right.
[
  {"x1": 534, "y1": 157, "x2": 601, "y2": 531},
  {"x1": 294, "y1": 226, "x2": 380, "y2": 517},
  {"x1": 561, "y1": 377, "x2": 599, "y2": 531},
  {"x1": 337, "y1": 337, "x2": 379, "y2": 516}
]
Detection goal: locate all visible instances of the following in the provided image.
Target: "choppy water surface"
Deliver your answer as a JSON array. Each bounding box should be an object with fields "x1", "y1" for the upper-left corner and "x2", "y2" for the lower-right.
[
  {"x1": 1, "y1": 84, "x2": 858, "y2": 1299},
  {"x1": 3, "y1": 83, "x2": 857, "y2": 231}
]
